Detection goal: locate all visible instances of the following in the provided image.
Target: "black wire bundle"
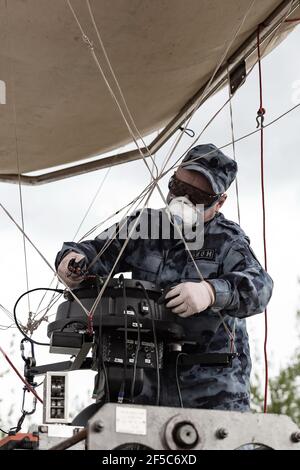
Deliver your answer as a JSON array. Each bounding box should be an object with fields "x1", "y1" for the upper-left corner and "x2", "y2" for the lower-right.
[
  {"x1": 129, "y1": 286, "x2": 141, "y2": 404},
  {"x1": 135, "y1": 282, "x2": 160, "y2": 406},
  {"x1": 95, "y1": 276, "x2": 110, "y2": 403},
  {"x1": 121, "y1": 276, "x2": 128, "y2": 403}
]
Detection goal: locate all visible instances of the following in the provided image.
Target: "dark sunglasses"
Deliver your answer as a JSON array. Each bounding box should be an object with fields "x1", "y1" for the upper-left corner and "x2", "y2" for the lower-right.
[{"x1": 168, "y1": 174, "x2": 222, "y2": 207}]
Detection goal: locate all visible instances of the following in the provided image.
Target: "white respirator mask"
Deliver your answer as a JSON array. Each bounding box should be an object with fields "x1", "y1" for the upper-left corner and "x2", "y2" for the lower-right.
[{"x1": 167, "y1": 196, "x2": 202, "y2": 229}]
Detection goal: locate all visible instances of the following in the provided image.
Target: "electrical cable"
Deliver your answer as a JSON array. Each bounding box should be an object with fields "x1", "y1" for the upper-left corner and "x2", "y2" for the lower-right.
[
  {"x1": 94, "y1": 276, "x2": 110, "y2": 403},
  {"x1": 175, "y1": 352, "x2": 188, "y2": 408},
  {"x1": 130, "y1": 303, "x2": 141, "y2": 404},
  {"x1": 13, "y1": 288, "x2": 63, "y2": 346},
  {"x1": 121, "y1": 276, "x2": 128, "y2": 403},
  {"x1": 136, "y1": 282, "x2": 160, "y2": 406},
  {"x1": 0, "y1": 427, "x2": 9, "y2": 435}
]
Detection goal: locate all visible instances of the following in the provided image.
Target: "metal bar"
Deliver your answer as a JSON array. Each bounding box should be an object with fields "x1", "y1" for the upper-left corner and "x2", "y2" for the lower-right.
[
  {"x1": 0, "y1": 0, "x2": 298, "y2": 186},
  {"x1": 0, "y1": 147, "x2": 145, "y2": 185},
  {"x1": 28, "y1": 358, "x2": 93, "y2": 375},
  {"x1": 48, "y1": 428, "x2": 87, "y2": 451},
  {"x1": 69, "y1": 341, "x2": 93, "y2": 371}
]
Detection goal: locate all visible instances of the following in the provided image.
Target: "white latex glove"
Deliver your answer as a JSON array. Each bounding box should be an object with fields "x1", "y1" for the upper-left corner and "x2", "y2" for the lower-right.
[
  {"x1": 165, "y1": 281, "x2": 215, "y2": 318},
  {"x1": 57, "y1": 251, "x2": 87, "y2": 288}
]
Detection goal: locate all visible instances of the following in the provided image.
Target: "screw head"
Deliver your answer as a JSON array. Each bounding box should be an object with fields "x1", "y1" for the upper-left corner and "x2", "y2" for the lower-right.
[
  {"x1": 173, "y1": 422, "x2": 199, "y2": 448},
  {"x1": 291, "y1": 431, "x2": 300, "y2": 443},
  {"x1": 216, "y1": 428, "x2": 228, "y2": 439},
  {"x1": 93, "y1": 420, "x2": 104, "y2": 433},
  {"x1": 38, "y1": 425, "x2": 48, "y2": 434}
]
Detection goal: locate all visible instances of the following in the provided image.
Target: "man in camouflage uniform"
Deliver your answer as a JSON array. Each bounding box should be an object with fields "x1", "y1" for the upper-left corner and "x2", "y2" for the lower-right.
[{"x1": 56, "y1": 144, "x2": 273, "y2": 412}]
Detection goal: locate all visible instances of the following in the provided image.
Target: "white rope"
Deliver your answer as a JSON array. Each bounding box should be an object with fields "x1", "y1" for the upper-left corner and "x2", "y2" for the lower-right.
[
  {"x1": 227, "y1": 65, "x2": 241, "y2": 225},
  {"x1": 30, "y1": 166, "x2": 112, "y2": 327},
  {"x1": 80, "y1": 93, "x2": 231, "y2": 248},
  {"x1": 0, "y1": 304, "x2": 14, "y2": 322},
  {"x1": 159, "y1": 0, "x2": 257, "y2": 170},
  {"x1": 33, "y1": 0, "x2": 298, "y2": 340},
  {"x1": 153, "y1": 0, "x2": 256, "y2": 181},
  {"x1": 25, "y1": 0, "x2": 263, "y2": 353},
  {"x1": 0, "y1": 202, "x2": 90, "y2": 317},
  {"x1": 156, "y1": 0, "x2": 294, "y2": 179},
  {"x1": 73, "y1": 167, "x2": 111, "y2": 241},
  {"x1": 87, "y1": 180, "x2": 156, "y2": 272},
  {"x1": 67, "y1": 0, "x2": 223, "y2": 280},
  {"x1": 246, "y1": 0, "x2": 295, "y2": 79},
  {"x1": 32, "y1": 0, "x2": 255, "y2": 324},
  {"x1": 55, "y1": 0, "x2": 293, "y2": 336},
  {"x1": 78, "y1": 176, "x2": 158, "y2": 241},
  {"x1": 1, "y1": 0, "x2": 292, "y2": 345},
  {"x1": 75, "y1": 96, "x2": 228, "y2": 248},
  {"x1": 163, "y1": 97, "x2": 231, "y2": 180},
  {"x1": 9, "y1": 1, "x2": 300, "y2": 328},
  {"x1": 6, "y1": 0, "x2": 31, "y2": 313},
  {"x1": 16, "y1": 181, "x2": 31, "y2": 312},
  {"x1": 85, "y1": 0, "x2": 159, "y2": 178},
  {"x1": 30, "y1": 169, "x2": 157, "y2": 327},
  {"x1": 66, "y1": 0, "x2": 258, "y2": 307},
  {"x1": 0, "y1": 324, "x2": 16, "y2": 331},
  {"x1": 27, "y1": 294, "x2": 62, "y2": 332},
  {"x1": 164, "y1": 100, "x2": 300, "y2": 178},
  {"x1": 144, "y1": 0, "x2": 257, "y2": 280},
  {"x1": 66, "y1": 0, "x2": 158, "y2": 181},
  {"x1": 30, "y1": 166, "x2": 112, "y2": 326},
  {"x1": 89, "y1": 181, "x2": 156, "y2": 316}
]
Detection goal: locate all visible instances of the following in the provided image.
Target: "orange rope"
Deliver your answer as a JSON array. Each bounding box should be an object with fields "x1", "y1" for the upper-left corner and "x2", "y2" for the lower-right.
[
  {"x1": 257, "y1": 25, "x2": 269, "y2": 414},
  {"x1": 0, "y1": 346, "x2": 43, "y2": 404}
]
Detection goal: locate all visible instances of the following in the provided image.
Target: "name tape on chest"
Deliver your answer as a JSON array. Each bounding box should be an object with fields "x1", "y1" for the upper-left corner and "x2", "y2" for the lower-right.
[{"x1": 191, "y1": 249, "x2": 216, "y2": 261}]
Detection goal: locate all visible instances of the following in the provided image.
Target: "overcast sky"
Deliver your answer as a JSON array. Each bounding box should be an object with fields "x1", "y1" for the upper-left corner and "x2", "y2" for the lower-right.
[{"x1": 0, "y1": 24, "x2": 299, "y2": 430}]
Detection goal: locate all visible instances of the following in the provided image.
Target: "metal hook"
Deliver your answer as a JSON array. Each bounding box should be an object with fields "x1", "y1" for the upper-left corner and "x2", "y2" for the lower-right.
[
  {"x1": 256, "y1": 107, "x2": 266, "y2": 128},
  {"x1": 179, "y1": 126, "x2": 195, "y2": 138}
]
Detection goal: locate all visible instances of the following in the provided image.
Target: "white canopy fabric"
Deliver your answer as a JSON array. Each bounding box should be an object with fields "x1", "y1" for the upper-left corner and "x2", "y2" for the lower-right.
[{"x1": 0, "y1": 0, "x2": 299, "y2": 182}]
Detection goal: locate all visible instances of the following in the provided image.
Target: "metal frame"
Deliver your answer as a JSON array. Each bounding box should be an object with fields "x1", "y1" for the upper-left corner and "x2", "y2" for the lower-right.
[
  {"x1": 88, "y1": 403, "x2": 300, "y2": 450},
  {"x1": 0, "y1": 0, "x2": 299, "y2": 185}
]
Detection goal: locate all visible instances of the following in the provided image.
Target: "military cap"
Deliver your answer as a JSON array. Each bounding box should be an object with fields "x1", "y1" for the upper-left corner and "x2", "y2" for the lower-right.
[{"x1": 180, "y1": 144, "x2": 237, "y2": 194}]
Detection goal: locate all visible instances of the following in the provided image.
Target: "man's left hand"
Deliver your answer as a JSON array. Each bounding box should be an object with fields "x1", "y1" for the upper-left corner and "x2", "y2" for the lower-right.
[{"x1": 165, "y1": 281, "x2": 215, "y2": 318}]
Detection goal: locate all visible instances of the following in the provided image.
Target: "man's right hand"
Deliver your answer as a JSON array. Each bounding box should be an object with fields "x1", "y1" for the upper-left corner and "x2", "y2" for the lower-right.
[{"x1": 57, "y1": 251, "x2": 87, "y2": 288}]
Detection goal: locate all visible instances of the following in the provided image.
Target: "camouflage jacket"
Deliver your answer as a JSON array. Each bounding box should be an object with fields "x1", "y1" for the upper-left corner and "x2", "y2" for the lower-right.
[{"x1": 55, "y1": 209, "x2": 273, "y2": 411}]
